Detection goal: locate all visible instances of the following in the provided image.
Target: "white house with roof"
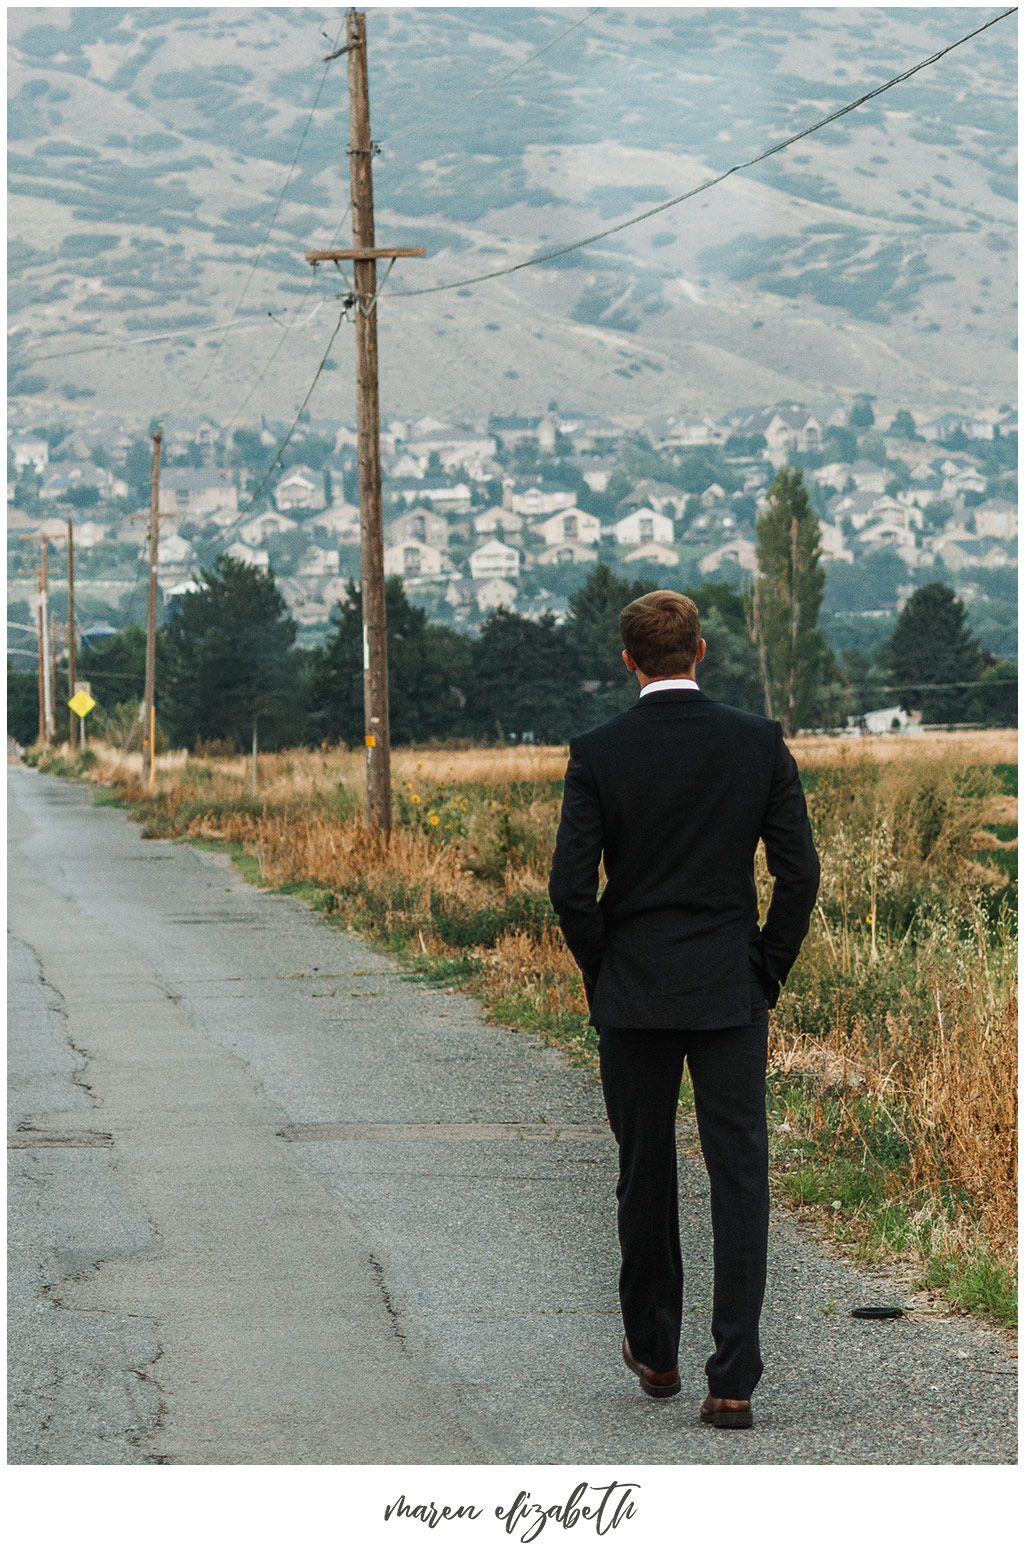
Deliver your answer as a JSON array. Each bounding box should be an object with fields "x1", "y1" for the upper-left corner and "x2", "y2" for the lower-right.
[
  {"x1": 610, "y1": 507, "x2": 675, "y2": 547},
  {"x1": 156, "y1": 533, "x2": 194, "y2": 568},
  {"x1": 530, "y1": 507, "x2": 602, "y2": 547},
  {"x1": 224, "y1": 541, "x2": 269, "y2": 569},
  {"x1": 399, "y1": 481, "x2": 473, "y2": 513},
  {"x1": 167, "y1": 468, "x2": 238, "y2": 521},
  {"x1": 697, "y1": 539, "x2": 757, "y2": 576},
  {"x1": 296, "y1": 545, "x2": 339, "y2": 578},
  {"x1": 386, "y1": 507, "x2": 449, "y2": 548},
  {"x1": 973, "y1": 502, "x2": 1017, "y2": 539},
  {"x1": 475, "y1": 576, "x2": 519, "y2": 612},
  {"x1": 472, "y1": 505, "x2": 522, "y2": 537},
  {"x1": 941, "y1": 467, "x2": 987, "y2": 500},
  {"x1": 274, "y1": 465, "x2": 325, "y2": 512},
  {"x1": 858, "y1": 519, "x2": 919, "y2": 566},
  {"x1": 509, "y1": 484, "x2": 578, "y2": 517},
  {"x1": 238, "y1": 510, "x2": 298, "y2": 547},
  {"x1": 11, "y1": 437, "x2": 49, "y2": 474},
  {"x1": 736, "y1": 406, "x2": 824, "y2": 459},
  {"x1": 621, "y1": 481, "x2": 689, "y2": 519},
  {"x1": 535, "y1": 540, "x2": 599, "y2": 567},
  {"x1": 469, "y1": 538, "x2": 520, "y2": 579},
  {"x1": 382, "y1": 539, "x2": 453, "y2": 581},
  {"x1": 317, "y1": 501, "x2": 360, "y2": 538},
  {"x1": 624, "y1": 542, "x2": 679, "y2": 568},
  {"x1": 818, "y1": 521, "x2": 854, "y2": 563}
]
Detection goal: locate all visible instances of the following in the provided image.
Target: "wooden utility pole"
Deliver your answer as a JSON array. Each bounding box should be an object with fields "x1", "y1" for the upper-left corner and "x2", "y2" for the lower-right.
[
  {"x1": 143, "y1": 430, "x2": 162, "y2": 787},
  {"x1": 35, "y1": 569, "x2": 46, "y2": 746},
  {"x1": 39, "y1": 540, "x2": 54, "y2": 741},
  {"x1": 67, "y1": 515, "x2": 78, "y2": 746},
  {"x1": 304, "y1": 8, "x2": 424, "y2": 834}
]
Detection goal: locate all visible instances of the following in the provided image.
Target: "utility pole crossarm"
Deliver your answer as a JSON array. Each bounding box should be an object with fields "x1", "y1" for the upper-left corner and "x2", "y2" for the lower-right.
[{"x1": 305, "y1": 247, "x2": 426, "y2": 263}]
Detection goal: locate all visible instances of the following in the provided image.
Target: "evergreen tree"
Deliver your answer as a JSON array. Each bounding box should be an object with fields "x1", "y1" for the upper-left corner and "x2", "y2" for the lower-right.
[
  {"x1": 311, "y1": 576, "x2": 471, "y2": 746},
  {"x1": 464, "y1": 609, "x2": 587, "y2": 743},
  {"x1": 77, "y1": 623, "x2": 148, "y2": 711},
  {"x1": 887, "y1": 582, "x2": 984, "y2": 724},
  {"x1": 749, "y1": 465, "x2": 828, "y2": 735},
  {"x1": 160, "y1": 555, "x2": 302, "y2": 750},
  {"x1": 563, "y1": 563, "x2": 657, "y2": 722}
]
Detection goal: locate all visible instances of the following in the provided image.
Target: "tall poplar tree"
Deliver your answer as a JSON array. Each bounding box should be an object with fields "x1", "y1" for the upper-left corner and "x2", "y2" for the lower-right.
[{"x1": 749, "y1": 465, "x2": 827, "y2": 735}]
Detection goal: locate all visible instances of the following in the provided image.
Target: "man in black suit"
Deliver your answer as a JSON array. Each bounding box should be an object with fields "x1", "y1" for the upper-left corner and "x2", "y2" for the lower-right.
[{"x1": 548, "y1": 590, "x2": 819, "y2": 1428}]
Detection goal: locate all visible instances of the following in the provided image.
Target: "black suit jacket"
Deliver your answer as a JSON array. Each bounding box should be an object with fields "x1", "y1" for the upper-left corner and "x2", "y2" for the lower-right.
[{"x1": 548, "y1": 689, "x2": 820, "y2": 1029}]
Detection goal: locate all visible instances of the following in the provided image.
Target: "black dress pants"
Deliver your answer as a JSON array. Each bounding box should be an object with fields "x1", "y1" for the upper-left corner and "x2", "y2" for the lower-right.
[{"x1": 598, "y1": 984, "x2": 770, "y2": 1400}]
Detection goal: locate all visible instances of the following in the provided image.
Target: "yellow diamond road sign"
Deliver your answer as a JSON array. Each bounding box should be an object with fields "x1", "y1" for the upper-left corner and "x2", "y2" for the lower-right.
[{"x1": 68, "y1": 691, "x2": 96, "y2": 718}]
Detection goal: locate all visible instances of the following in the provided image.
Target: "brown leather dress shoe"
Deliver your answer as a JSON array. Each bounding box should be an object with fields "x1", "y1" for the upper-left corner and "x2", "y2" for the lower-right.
[
  {"x1": 700, "y1": 1394, "x2": 753, "y2": 1428},
  {"x1": 622, "y1": 1335, "x2": 681, "y2": 1398}
]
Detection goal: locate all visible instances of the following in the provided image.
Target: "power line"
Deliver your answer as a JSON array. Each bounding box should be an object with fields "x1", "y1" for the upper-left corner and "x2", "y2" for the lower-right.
[
  {"x1": 233, "y1": 309, "x2": 348, "y2": 524},
  {"x1": 188, "y1": 12, "x2": 349, "y2": 403},
  {"x1": 221, "y1": 202, "x2": 353, "y2": 429},
  {"x1": 386, "y1": 8, "x2": 598, "y2": 148},
  {"x1": 382, "y1": 6, "x2": 1018, "y2": 302}
]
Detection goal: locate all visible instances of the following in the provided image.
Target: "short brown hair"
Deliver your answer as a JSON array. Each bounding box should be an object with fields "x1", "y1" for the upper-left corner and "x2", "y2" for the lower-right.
[{"x1": 619, "y1": 590, "x2": 701, "y2": 676}]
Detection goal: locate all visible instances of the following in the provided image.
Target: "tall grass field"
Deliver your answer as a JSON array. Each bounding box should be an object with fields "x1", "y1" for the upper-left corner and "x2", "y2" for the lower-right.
[{"x1": 34, "y1": 729, "x2": 1017, "y2": 1326}]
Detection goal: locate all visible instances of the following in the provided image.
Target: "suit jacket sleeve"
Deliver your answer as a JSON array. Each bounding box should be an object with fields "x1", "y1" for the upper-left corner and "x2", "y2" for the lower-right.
[
  {"x1": 753, "y1": 724, "x2": 821, "y2": 1001},
  {"x1": 548, "y1": 741, "x2": 607, "y2": 998}
]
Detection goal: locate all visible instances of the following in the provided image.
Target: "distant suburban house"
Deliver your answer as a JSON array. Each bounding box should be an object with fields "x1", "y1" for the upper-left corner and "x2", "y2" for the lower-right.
[
  {"x1": 390, "y1": 452, "x2": 427, "y2": 480},
  {"x1": 509, "y1": 484, "x2": 578, "y2": 517},
  {"x1": 167, "y1": 467, "x2": 238, "y2": 522},
  {"x1": 274, "y1": 465, "x2": 325, "y2": 512},
  {"x1": 535, "y1": 540, "x2": 599, "y2": 567},
  {"x1": 623, "y1": 542, "x2": 679, "y2": 568},
  {"x1": 399, "y1": 481, "x2": 473, "y2": 513},
  {"x1": 972, "y1": 502, "x2": 1017, "y2": 539},
  {"x1": 620, "y1": 481, "x2": 689, "y2": 519},
  {"x1": 223, "y1": 541, "x2": 269, "y2": 569},
  {"x1": 382, "y1": 539, "x2": 452, "y2": 581},
  {"x1": 68, "y1": 520, "x2": 108, "y2": 550},
  {"x1": 296, "y1": 545, "x2": 339, "y2": 578},
  {"x1": 578, "y1": 459, "x2": 618, "y2": 493},
  {"x1": 386, "y1": 507, "x2": 450, "y2": 548},
  {"x1": 610, "y1": 507, "x2": 674, "y2": 547},
  {"x1": 40, "y1": 461, "x2": 127, "y2": 501},
  {"x1": 468, "y1": 538, "x2": 520, "y2": 579},
  {"x1": 531, "y1": 507, "x2": 602, "y2": 547},
  {"x1": 941, "y1": 467, "x2": 987, "y2": 499},
  {"x1": 918, "y1": 413, "x2": 994, "y2": 442},
  {"x1": 316, "y1": 501, "x2": 360, "y2": 538},
  {"x1": 817, "y1": 521, "x2": 854, "y2": 563},
  {"x1": 857, "y1": 519, "x2": 919, "y2": 566},
  {"x1": 156, "y1": 533, "x2": 194, "y2": 568},
  {"x1": 827, "y1": 491, "x2": 881, "y2": 531},
  {"x1": 238, "y1": 510, "x2": 298, "y2": 547},
  {"x1": 845, "y1": 461, "x2": 890, "y2": 494},
  {"x1": 472, "y1": 505, "x2": 522, "y2": 537},
  {"x1": 736, "y1": 406, "x2": 823, "y2": 458},
  {"x1": 476, "y1": 576, "x2": 519, "y2": 612},
  {"x1": 646, "y1": 414, "x2": 726, "y2": 449},
  {"x1": 697, "y1": 539, "x2": 757, "y2": 576},
  {"x1": 11, "y1": 437, "x2": 49, "y2": 474}
]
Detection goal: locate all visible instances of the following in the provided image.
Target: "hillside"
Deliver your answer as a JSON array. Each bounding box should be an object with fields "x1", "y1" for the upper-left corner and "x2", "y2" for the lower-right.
[{"x1": 7, "y1": 5, "x2": 1018, "y2": 425}]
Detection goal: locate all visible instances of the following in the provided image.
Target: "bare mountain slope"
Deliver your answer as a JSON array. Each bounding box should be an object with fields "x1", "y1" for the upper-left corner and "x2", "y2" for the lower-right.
[{"x1": 8, "y1": 6, "x2": 1017, "y2": 424}]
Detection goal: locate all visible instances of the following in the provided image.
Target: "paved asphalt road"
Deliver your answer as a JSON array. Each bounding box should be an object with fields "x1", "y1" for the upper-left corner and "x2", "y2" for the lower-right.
[{"x1": 8, "y1": 765, "x2": 1017, "y2": 1465}]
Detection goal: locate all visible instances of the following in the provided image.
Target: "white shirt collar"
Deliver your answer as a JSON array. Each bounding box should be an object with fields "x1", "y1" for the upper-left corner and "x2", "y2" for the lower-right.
[{"x1": 639, "y1": 678, "x2": 700, "y2": 697}]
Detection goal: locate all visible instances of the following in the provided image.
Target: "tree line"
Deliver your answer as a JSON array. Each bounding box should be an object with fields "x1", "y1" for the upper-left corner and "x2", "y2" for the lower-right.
[{"x1": 8, "y1": 469, "x2": 1016, "y2": 750}]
